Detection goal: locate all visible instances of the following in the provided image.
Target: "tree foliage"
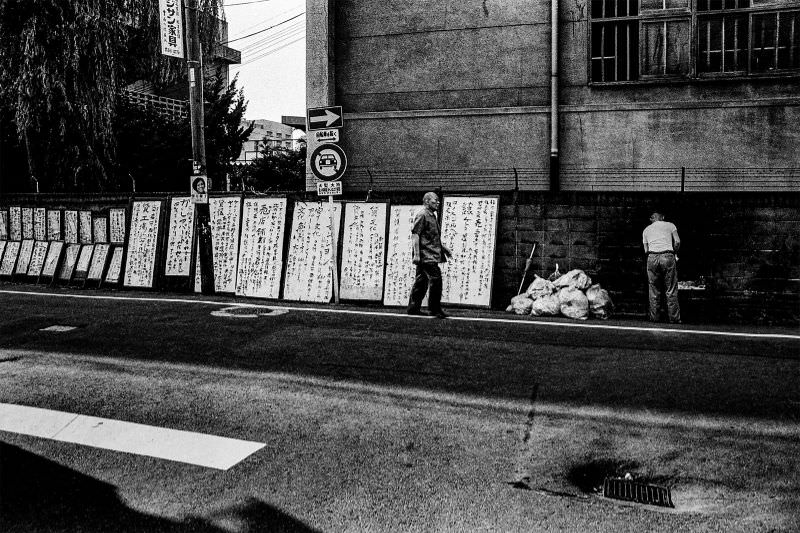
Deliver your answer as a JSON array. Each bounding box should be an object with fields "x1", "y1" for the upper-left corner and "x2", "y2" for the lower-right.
[
  {"x1": 0, "y1": 0, "x2": 222, "y2": 192},
  {"x1": 232, "y1": 139, "x2": 307, "y2": 193}
]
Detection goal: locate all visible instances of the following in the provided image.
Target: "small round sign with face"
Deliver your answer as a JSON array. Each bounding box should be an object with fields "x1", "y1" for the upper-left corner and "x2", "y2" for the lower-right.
[{"x1": 310, "y1": 143, "x2": 348, "y2": 181}]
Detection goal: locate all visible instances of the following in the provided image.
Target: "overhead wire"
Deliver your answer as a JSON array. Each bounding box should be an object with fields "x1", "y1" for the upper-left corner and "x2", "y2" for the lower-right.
[{"x1": 222, "y1": 12, "x2": 304, "y2": 44}]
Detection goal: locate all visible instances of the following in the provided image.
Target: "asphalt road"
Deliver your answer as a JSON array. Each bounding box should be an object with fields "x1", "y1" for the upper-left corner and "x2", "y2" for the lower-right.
[{"x1": 1, "y1": 287, "x2": 798, "y2": 532}]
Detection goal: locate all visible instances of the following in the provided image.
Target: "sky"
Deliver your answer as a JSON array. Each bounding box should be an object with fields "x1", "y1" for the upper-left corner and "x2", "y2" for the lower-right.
[{"x1": 222, "y1": 0, "x2": 306, "y2": 122}]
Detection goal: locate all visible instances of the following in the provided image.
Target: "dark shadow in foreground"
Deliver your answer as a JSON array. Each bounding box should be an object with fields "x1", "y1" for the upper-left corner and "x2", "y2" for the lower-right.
[{"x1": 0, "y1": 442, "x2": 319, "y2": 533}]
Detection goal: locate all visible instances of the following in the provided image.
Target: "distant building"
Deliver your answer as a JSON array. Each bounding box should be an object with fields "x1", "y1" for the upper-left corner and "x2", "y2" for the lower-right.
[{"x1": 235, "y1": 119, "x2": 303, "y2": 165}]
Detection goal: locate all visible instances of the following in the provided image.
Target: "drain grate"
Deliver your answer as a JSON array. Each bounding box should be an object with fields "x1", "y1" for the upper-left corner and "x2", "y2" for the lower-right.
[{"x1": 603, "y1": 477, "x2": 674, "y2": 508}]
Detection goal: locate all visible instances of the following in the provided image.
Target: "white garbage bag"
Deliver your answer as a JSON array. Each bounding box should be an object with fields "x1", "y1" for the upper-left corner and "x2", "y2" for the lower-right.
[
  {"x1": 509, "y1": 294, "x2": 534, "y2": 315},
  {"x1": 557, "y1": 287, "x2": 589, "y2": 320},
  {"x1": 553, "y1": 269, "x2": 593, "y2": 291},
  {"x1": 531, "y1": 293, "x2": 561, "y2": 316},
  {"x1": 525, "y1": 275, "x2": 556, "y2": 300},
  {"x1": 586, "y1": 284, "x2": 614, "y2": 319}
]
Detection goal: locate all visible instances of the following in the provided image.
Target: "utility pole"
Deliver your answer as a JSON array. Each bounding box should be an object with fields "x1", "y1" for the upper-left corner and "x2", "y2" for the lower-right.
[{"x1": 184, "y1": 0, "x2": 215, "y2": 294}]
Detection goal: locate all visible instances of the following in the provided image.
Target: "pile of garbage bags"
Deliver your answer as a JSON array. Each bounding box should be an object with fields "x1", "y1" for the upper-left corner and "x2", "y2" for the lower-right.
[{"x1": 506, "y1": 268, "x2": 614, "y2": 320}]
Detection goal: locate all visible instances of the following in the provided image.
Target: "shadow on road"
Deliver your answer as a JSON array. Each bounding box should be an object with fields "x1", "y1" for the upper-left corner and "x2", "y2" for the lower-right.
[{"x1": 0, "y1": 442, "x2": 319, "y2": 533}]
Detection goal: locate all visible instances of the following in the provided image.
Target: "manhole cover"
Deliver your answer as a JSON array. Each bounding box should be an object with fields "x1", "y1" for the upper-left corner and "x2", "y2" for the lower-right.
[
  {"x1": 210, "y1": 306, "x2": 289, "y2": 318},
  {"x1": 39, "y1": 325, "x2": 79, "y2": 332}
]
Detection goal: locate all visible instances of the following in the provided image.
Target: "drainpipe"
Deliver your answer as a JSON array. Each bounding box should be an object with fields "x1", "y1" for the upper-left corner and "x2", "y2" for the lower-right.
[{"x1": 550, "y1": 0, "x2": 560, "y2": 192}]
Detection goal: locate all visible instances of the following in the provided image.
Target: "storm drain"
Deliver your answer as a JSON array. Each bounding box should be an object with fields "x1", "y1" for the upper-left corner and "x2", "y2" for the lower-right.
[{"x1": 603, "y1": 477, "x2": 674, "y2": 508}]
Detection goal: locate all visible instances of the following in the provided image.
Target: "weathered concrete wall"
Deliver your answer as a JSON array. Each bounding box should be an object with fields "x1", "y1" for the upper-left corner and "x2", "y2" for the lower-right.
[{"x1": 309, "y1": 0, "x2": 800, "y2": 188}]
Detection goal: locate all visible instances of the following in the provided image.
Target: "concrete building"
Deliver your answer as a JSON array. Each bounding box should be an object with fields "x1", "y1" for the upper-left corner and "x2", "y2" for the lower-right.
[
  {"x1": 307, "y1": 0, "x2": 800, "y2": 323},
  {"x1": 235, "y1": 119, "x2": 302, "y2": 165}
]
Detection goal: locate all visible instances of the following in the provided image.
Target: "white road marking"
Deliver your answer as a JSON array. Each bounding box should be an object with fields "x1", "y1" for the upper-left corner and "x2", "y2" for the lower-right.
[
  {"x1": 0, "y1": 403, "x2": 265, "y2": 470},
  {"x1": 2, "y1": 289, "x2": 799, "y2": 340}
]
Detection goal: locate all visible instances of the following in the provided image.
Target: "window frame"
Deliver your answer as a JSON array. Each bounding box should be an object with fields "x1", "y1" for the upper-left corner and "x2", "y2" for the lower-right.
[{"x1": 588, "y1": 0, "x2": 800, "y2": 85}]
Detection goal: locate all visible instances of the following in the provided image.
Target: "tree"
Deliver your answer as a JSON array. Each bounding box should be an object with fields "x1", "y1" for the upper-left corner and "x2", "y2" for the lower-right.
[
  {"x1": 0, "y1": 0, "x2": 222, "y2": 192},
  {"x1": 233, "y1": 138, "x2": 307, "y2": 193},
  {"x1": 204, "y1": 75, "x2": 253, "y2": 189}
]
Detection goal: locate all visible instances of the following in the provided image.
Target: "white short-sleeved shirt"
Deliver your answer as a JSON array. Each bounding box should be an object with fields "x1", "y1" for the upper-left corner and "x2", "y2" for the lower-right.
[{"x1": 642, "y1": 221, "x2": 677, "y2": 253}]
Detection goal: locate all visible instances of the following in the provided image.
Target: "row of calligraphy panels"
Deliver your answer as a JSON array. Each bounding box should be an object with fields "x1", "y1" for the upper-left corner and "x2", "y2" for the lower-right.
[
  {"x1": 121, "y1": 196, "x2": 498, "y2": 307},
  {"x1": 0, "y1": 206, "x2": 126, "y2": 245},
  {"x1": 0, "y1": 240, "x2": 124, "y2": 286}
]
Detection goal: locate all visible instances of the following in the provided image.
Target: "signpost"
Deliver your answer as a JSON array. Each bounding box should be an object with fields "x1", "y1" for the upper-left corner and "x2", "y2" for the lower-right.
[{"x1": 307, "y1": 106, "x2": 343, "y2": 130}]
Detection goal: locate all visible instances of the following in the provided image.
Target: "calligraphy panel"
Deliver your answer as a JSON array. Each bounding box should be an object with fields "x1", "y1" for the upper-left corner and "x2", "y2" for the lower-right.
[
  {"x1": 9, "y1": 207, "x2": 22, "y2": 241},
  {"x1": 33, "y1": 208, "x2": 46, "y2": 241},
  {"x1": 109, "y1": 208, "x2": 126, "y2": 244},
  {"x1": 27, "y1": 240, "x2": 49, "y2": 277},
  {"x1": 42, "y1": 241, "x2": 64, "y2": 278},
  {"x1": 0, "y1": 210, "x2": 7, "y2": 240},
  {"x1": 15, "y1": 239, "x2": 35, "y2": 275},
  {"x1": 283, "y1": 201, "x2": 342, "y2": 303},
  {"x1": 79, "y1": 211, "x2": 93, "y2": 244},
  {"x1": 74, "y1": 244, "x2": 94, "y2": 281},
  {"x1": 93, "y1": 217, "x2": 108, "y2": 243},
  {"x1": 340, "y1": 203, "x2": 387, "y2": 301},
  {"x1": 194, "y1": 196, "x2": 241, "y2": 293},
  {"x1": 21, "y1": 208, "x2": 34, "y2": 239},
  {"x1": 440, "y1": 196, "x2": 499, "y2": 308},
  {"x1": 47, "y1": 210, "x2": 61, "y2": 240},
  {"x1": 64, "y1": 211, "x2": 79, "y2": 244},
  {"x1": 382, "y1": 206, "x2": 425, "y2": 307},
  {"x1": 123, "y1": 200, "x2": 162, "y2": 288},
  {"x1": 88, "y1": 243, "x2": 111, "y2": 280},
  {"x1": 58, "y1": 244, "x2": 81, "y2": 281},
  {"x1": 235, "y1": 197, "x2": 287, "y2": 299},
  {"x1": 105, "y1": 246, "x2": 124, "y2": 284},
  {"x1": 0, "y1": 241, "x2": 20, "y2": 276},
  {"x1": 165, "y1": 197, "x2": 195, "y2": 277}
]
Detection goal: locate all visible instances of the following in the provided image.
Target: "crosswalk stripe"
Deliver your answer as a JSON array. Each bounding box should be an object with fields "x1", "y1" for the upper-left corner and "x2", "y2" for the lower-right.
[{"x1": 0, "y1": 403, "x2": 265, "y2": 470}]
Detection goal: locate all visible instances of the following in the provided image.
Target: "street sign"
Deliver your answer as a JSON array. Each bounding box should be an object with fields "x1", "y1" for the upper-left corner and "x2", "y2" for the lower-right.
[
  {"x1": 313, "y1": 129, "x2": 340, "y2": 143},
  {"x1": 310, "y1": 143, "x2": 348, "y2": 181},
  {"x1": 158, "y1": 0, "x2": 184, "y2": 58},
  {"x1": 307, "y1": 106, "x2": 343, "y2": 131},
  {"x1": 317, "y1": 181, "x2": 343, "y2": 196}
]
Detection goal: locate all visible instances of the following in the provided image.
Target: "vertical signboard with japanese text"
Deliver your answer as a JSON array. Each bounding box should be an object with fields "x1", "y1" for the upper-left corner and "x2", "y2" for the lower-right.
[{"x1": 158, "y1": 0, "x2": 184, "y2": 58}]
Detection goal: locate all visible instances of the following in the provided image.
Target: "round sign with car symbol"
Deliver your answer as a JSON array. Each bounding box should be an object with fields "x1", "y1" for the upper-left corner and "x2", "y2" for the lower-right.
[{"x1": 310, "y1": 143, "x2": 348, "y2": 181}]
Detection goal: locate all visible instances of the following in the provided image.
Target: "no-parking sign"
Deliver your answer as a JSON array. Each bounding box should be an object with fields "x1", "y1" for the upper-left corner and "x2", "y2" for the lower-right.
[{"x1": 310, "y1": 143, "x2": 348, "y2": 181}]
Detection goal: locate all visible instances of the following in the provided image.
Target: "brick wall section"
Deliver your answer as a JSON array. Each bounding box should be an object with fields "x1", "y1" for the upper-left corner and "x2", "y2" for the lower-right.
[{"x1": 3, "y1": 191, "x2": 798, "y2": 325}]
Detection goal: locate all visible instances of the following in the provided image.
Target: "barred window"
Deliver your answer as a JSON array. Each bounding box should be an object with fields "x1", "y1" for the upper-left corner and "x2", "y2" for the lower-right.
[{"x1": 590, "y1": 0, "x2": 800, "y2": 82}]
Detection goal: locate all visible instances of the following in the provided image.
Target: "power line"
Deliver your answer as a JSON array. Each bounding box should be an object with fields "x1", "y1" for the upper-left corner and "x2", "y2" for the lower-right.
[
  {"x1": 222, "y1": 12, "x2": 304, "y2": 44},
  {"x1": 225, "y1": 0, "x2": 273, "y2": 6}
]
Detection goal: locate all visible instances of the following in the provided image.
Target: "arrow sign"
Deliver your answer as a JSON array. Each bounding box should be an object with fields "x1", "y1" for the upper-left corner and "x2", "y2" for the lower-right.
[{"x1": 307, "y1": 106, "x2": 343, "y2": 131}]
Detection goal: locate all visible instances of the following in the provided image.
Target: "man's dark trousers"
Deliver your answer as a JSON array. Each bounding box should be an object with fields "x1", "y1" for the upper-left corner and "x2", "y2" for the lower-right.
[{"x1": 407, "y1": 262, "x2": 443, "y2": 314}]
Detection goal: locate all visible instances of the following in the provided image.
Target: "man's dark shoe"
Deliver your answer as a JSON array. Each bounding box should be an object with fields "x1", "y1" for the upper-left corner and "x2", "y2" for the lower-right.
[
  {"x1": 430, "y1": 311, "x2": 449, "y2": 319},
  {"x1": 407, "y1": 309, "x2": 422, "y2": 316}
]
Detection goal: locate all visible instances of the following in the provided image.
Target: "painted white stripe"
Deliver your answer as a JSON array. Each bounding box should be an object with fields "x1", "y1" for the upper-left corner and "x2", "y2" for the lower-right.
[
  {"x1": 2, "y1": 289, "x2": 799, "y2": 340},
  {"x1": 0, "y1": 403, "x2": 265, "y2": 470}
]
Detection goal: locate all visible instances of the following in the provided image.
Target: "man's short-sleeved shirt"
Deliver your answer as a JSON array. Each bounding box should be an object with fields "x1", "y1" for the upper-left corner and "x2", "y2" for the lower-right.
[
  {"x1": 643, "y1": 220, "x2": 678, "y2": 252},
  {"x1": 412, "y1": 207, "x2": 445, "y2": 264}
]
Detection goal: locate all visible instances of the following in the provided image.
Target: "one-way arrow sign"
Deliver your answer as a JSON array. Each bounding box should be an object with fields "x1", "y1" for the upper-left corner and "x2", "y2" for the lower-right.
[{"x1": 307, "y1": 106, "x2": 343, "y2": 131}]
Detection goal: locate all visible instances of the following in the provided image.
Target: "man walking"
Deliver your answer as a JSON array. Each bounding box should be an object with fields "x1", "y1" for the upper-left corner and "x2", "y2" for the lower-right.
[
  {"x1": 408, "y1": 192, "x2": 452, "y2": 318},
  {"x1": 643, "y1": 211, "x2": 681, "y2": 323}
]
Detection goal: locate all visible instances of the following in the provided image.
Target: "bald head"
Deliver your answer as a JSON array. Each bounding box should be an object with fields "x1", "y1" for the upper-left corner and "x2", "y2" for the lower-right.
[
  {"x1": 423, "y1": 192, "x2": 440, "y2": 210},
  {"x1": 650, "y1": 212, "x2": 664, "y2": 223}
]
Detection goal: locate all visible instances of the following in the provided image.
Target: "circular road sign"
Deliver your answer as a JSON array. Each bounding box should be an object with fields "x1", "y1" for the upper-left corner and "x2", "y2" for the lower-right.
[{"x1": 310, "y1": 143, "x2": 348, "y2": 181}]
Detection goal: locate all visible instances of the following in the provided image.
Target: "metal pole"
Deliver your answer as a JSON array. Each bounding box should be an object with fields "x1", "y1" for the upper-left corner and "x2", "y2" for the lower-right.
[
  {"x1": 550, "y1": 0, "x2": 560, "y2": 192},
  {"x1": 329, "y1": 195, "x2": 339, "y2": 303},
  {"x1": 185, "y1": 0, "x2": 215, "y2": 294}
]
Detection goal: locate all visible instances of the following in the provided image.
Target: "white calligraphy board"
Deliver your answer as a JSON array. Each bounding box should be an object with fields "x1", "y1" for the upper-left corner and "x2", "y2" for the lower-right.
[
  {"x1": 79, "y1": 211, "x2": 93, "y2": 244},
  {"x1": 382, "y1": 206, "x2": 425, "y2": 307},
  {"x1": 27, "y1": 240, "x2": 49, "y2": 277},
  {"x1": 21, "y1": 208, "x2": 34, "y2": 239},
  {"x1": 340, "y1": 202, "x2": 388, "y2": 301},
  {"x1": 74, "y1": 244, "x2": 94, "y2": 281},
  {"x1": 9, "y1": 207, "x2": 22, "y2": 241},
  {"x1": 15, "y1": 239, "x2": 35, "y2": 275},
  {"x1": 58, "y1": 243, "x2": 81, "y2": 281},
  {"x1": 47, "y1": 210, "x2": 61, "y2": 240},
  {"x1": 109, "y1": 208, "x2": 126, "y2": 244},
  {"x1": 105, "y1": 246, "x2": 124, "y2": 284},
  {"x1": 440, "y1": 196, "x2": 499, "y2": 308},
  {"x1": 42, "y1": 241, "x2": 64, "y2": 278},
  {"x1": 194, "y1": 196, "x2": 242, "y2": 293},
  {"x1": 0, "y1": 241, "x2": 5, "y2": 266},
  {"x1": 64, "y1": 211, "x2": 79, "y2": 244},
  {"x1": 1, "y1": 241, "x2": 20, "y2": 276},
  {"x1": 88, "y1": 243, "x2": 111, "y2": 281},
  {"x1": 33, "y1": 208, "x2": 47, "y2": 241},
  {"x1": 283, "y1": 201, "x2": 342, "y2": 303},
  {"x1": 235, "y1": 197, "x2": 287, "y2": 299},
  {"x1": 165, "y1": 197, "x2": 195, "y2": 277},
  {"x1": 93, "y1": 217, "x2": 108, "y2": 243},
  {"x1": 124, "y1": 200, "x2": 162, "y2": 288},
  {"x1": 0, "y1": 210, "x2": 8, "y2": 240}
]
